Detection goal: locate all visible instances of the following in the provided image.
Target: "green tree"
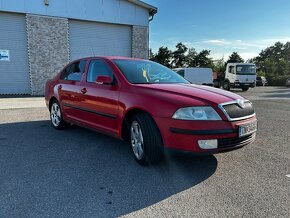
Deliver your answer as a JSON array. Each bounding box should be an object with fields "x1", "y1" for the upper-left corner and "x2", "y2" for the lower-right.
[
  {"x1": 227, "y1": 52, "x2": 244, "y2": 63},
  {"x1": 172, "y1": 42, "x2": 188, "y2": 68},
  {"x1": 213, "y1": 58, "x2": 226, "y2": 72},
  {"x1": 150, "y1": 46, "x2": 172, "y2": 68},
  {"x1": 149, "y1": 48, "x2": 155, "y2": 60},
  {"x1": 253, "y1": 41, "x2": 290, "y2": 77},
  {"x1": 194, "y1": 50, "x2": 214, "y2": 68},
  {"x1": 187, "y1": 48, "x2": 198, "y2": 67}
]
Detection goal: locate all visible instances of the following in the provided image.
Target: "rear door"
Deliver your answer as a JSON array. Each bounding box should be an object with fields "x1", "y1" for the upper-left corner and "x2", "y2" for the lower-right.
[
  {"x1": 58, "y1": 60, "x2": 87, "y2": 121},
  {"x1": 78, "y1": 59, "x2": 120, "y2": 136}
]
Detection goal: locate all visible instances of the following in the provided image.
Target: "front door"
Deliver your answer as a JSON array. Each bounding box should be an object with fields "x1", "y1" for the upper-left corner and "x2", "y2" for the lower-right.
[{"x1": 226, "y1": 65, "x2": 236, "y2": 83}]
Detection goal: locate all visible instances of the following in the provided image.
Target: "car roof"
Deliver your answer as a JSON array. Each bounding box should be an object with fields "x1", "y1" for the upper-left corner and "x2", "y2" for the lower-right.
[{"x1": 73, "y1": 56, "x2": 145, "y2": 62}]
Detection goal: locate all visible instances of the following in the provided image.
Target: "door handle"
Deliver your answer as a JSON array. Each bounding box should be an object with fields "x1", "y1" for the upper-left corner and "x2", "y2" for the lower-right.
[
  {"x1": 58, "y1": 85, "x2": 62, "y2": 90},
  {"x1": 81, "y1": 88, "x2": 87, "y2": 94}
]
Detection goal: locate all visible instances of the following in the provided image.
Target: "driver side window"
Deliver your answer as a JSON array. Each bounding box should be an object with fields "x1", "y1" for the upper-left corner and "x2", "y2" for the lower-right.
[
  {"x1": 229, "y1": 66, "x2": 235, "y2": 74},
  {"x1": 87, "y1": 60, "x2": 113, "y2": 83}
]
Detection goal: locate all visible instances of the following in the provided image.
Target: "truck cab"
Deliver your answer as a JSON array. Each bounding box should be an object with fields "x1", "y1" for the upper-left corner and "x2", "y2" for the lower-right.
[{"x1": 223, "y1": 63, "x2": 256, "y2": 91}]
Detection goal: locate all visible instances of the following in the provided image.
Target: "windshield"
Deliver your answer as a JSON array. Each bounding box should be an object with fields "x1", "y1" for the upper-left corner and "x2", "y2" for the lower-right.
[
  {"x1": 236, "y1": 65, "x2": 256, "y2": 75},
  {"x1": 113, "y1": 60, "x2": 189, "y2": 84}
]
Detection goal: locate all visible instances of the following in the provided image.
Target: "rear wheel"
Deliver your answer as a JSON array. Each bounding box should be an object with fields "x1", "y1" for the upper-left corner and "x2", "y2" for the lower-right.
[
  {"x1": 242, "y1": 87, "x2": 249, "y2": 91},
  {"x1": 223, "y1": 81, "x2": 230, "y2": 91},
  {"x1": 130, "y1": 113, "x2": 164, "y2": 165},
  {"x1": 50, "y1": 100, "x2": 68, "y2": 129}
]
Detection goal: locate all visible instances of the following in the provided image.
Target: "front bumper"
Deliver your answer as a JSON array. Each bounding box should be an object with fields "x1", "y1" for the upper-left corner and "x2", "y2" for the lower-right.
[
  {"x1": 154, "y1": 116, "x2": 257, "y2": 154},
  {"x1": 232, "y1": 82, "x2": 255, "y2": 88}
]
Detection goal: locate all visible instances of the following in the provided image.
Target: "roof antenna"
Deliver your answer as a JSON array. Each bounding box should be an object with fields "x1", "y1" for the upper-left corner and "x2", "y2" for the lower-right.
[{"x1": 91, "y1": 47, "x2": 96, "y2": 57}]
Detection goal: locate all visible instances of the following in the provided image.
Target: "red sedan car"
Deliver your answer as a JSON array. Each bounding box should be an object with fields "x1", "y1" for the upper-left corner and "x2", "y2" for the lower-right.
[{"x1": 45, "y1": 57, "x2": 257, "y2": 165}]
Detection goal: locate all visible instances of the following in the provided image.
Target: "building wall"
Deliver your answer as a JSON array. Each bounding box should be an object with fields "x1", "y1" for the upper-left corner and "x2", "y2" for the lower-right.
[
  {"x1": 25, "y1": 15, "x2": 149, "y2": 95},
  {"x1": 26, "y1": 14, "x2": 69, "y2": 95},
  {"x1": 0, "y1": 0, "x2": 149, "y2": 27},
  {"x1": 132, "y1": 26, "x2": 149, "y2": 59}
]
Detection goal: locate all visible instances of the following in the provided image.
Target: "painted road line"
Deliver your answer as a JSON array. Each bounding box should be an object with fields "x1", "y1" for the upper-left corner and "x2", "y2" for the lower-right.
[{"x1": 286, "y1": 174, "x2": 290, "y2": 178}]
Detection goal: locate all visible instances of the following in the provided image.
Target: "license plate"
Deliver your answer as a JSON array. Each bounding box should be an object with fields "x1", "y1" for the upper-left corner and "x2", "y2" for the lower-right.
[{"x1": 239, "y1": 121, "x2": 257, "y2": 137}]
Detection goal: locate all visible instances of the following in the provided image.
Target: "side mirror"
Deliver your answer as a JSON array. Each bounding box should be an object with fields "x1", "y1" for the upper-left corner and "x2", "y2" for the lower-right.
[{"x1": 96, "y1": 75, "x2": 113, "y2": 85}]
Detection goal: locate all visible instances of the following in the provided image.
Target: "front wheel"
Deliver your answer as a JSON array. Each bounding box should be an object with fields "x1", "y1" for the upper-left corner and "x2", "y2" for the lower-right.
[
  {"x1": 242, "y1": 87, "x2": 249, "y2": 91},
  {"x1": 50, "y1": 100, "x2": 68, "y2": 129},
  {"x1": 130, "y1": 113, "x2": 164, "y2": 165}
]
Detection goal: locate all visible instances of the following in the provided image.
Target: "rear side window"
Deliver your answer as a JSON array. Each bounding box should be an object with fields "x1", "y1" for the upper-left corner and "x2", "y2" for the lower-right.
[
  {"x1": 87, "y1": 59, "x2": 113, "y2": 83},
  {"x1": 60, "y1": 60, "x2": 86, "y2": 81}
]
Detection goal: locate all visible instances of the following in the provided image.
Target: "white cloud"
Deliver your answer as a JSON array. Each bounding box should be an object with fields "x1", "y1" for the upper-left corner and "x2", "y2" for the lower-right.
[
  {"x1": 149, "y1": 37, "x2": 290, "y2": 60},
  {"x1": 200, "y1": 37, "x2": 290, "y2": 50},
  {"x1": 211, "y1": 52, "x2": 259, "y2": 61},
  {"x1": 259, "y1": 37, "x2": 290, "y2": 44},
  {"x1": 201, "y1": 39, "x2": 231, "y2": 46}
]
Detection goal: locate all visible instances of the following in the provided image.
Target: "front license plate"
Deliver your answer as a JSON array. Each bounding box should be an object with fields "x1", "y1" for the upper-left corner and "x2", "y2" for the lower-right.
[{"x1": 239, "y1": 121, "x2": 257, "y2": 137}]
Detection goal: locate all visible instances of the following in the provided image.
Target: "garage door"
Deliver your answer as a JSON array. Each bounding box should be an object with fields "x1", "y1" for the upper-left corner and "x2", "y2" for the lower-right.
[
  {"x1": 69, "y1": 20, "x2": 132, "y2": 60},
  {"x1": 0, "y1": 12, "x2": 30, "y2": 94}
]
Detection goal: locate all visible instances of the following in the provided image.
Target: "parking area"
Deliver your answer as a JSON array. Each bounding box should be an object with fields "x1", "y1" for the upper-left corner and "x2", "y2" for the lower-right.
[{"x1": 0, "y1": 86, "x2": 289, "y2": 217}]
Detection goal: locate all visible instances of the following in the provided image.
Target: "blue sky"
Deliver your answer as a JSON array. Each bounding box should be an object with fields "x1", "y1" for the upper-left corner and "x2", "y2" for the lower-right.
[{"x1": 146, "y1": 0, "x2": 290, "y2": 61}]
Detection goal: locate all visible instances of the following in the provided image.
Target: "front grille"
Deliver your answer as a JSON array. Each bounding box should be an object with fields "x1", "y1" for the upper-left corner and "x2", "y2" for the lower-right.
[
  {"x1": 218, "y1": 134, "x2": 255, "y2": 149},
  {"x1": 220, "y1": 101, "x2": 254, "y2": 120}
]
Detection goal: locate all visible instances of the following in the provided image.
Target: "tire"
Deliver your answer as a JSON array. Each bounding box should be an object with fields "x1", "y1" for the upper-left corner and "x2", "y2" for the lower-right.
[
  {"x1": 223, "y1": 81, "x2": 230, "y2": 91},
  {"x1": 130, "y1": 113, "x2": 164, "y2": 165},
  {"x1": 213, "y1": 80, "x2": 220, "y2": 88},
  {"x1": 50, "y1": 100, "x2": 68, "y2": 129},
  {"x1": 242, "y1": 87, "x2": 249, "y2": 92}
]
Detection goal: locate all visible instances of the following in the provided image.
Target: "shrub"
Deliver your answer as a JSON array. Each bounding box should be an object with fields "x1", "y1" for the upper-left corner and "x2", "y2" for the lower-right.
[{"x1": 267, "y1": 75, "x2": 290, "y2": 86}]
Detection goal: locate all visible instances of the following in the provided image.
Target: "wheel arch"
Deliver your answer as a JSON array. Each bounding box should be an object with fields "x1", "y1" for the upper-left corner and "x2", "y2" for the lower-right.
[
  {"x1": 49, "y1": 96, "x2": 58, "y2": 112},
  {"x1": 121, "y1": 107, "x2": 161, "y2": 142}
]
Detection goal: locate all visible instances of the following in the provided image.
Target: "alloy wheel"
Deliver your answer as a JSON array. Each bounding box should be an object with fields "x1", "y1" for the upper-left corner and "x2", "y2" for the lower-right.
[
  {"x1": 130, "y1": 121, "x2": 145, "y2": 160},
  {"x1": 51, "y1": 103, "x2": 61, "y2": 127}
]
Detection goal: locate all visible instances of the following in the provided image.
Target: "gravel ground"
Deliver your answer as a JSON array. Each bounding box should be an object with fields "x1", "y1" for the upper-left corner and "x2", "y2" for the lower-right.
[{"x1": 0, "y1": 86, "x2": 289, "y2": 218}]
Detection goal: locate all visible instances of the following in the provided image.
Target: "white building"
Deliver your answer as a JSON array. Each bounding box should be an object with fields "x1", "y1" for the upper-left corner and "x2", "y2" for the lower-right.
[{"x1": 0, "y1": 0, "x2": 157, "y2": 95}]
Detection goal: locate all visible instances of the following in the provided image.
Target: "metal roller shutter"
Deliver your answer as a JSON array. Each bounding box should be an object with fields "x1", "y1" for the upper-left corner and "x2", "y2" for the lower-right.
[
  {"x1": 69, "y1": 20, "x2": 132, "y2": 60},
  {"x1": 0, "y1": 12, "x2": 30, "y2": 94}
]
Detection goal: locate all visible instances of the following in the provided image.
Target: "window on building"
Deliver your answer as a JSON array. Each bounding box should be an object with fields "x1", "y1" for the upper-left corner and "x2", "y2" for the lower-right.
[
  {"x1": 60, "y1": 60, "x2": 86, "y2": 81},
  {"x1": 87, "y1": 59, "x2": 113, "y2": 83}
]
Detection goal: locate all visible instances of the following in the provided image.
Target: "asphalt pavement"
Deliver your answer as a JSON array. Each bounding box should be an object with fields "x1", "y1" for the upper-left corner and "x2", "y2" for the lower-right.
[{"x1": 0, "y1": 86, "x2": 289, "y2": 217}]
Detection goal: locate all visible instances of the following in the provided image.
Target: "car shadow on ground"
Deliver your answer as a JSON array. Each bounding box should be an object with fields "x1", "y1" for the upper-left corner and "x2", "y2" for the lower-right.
[{"x1": 0, "y1": 120, "x2": 217, "y2": 217}]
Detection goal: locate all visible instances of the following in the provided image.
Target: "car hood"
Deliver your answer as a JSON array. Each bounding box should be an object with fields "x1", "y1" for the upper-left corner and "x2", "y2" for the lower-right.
[{"x1": 136, "y1": 83, "x2": 245, "y2": 105}]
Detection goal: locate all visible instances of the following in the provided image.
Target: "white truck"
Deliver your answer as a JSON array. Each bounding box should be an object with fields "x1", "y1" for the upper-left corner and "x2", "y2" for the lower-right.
[
  {"x1": 213, "y1": 63, "x2": 256, "y2": 91},
  {"x1": 173, "y1": 68, "x2": 213, "y2": 86}
]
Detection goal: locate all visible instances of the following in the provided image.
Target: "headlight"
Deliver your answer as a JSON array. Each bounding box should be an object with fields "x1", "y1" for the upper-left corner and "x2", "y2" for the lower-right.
[{"x1": 172, "y1": 106, "x2": 221, "y2": 120}]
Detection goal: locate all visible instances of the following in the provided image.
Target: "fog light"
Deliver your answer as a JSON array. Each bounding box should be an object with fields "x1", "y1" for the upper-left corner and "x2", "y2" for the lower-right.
[{"x1": 198, "y1": 139, "x2": 218, "y2": 149}]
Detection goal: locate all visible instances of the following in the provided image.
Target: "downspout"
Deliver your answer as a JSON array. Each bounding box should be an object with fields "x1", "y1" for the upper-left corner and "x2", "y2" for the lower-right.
[{"x1": 149, "y1": 9, "x2": 157, "y2": 22}]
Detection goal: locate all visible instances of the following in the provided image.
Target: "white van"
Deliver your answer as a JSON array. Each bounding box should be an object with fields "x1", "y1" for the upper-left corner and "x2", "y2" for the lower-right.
[{"x1": 173, "y1": 68, "x2": 213, "y2": 86}]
